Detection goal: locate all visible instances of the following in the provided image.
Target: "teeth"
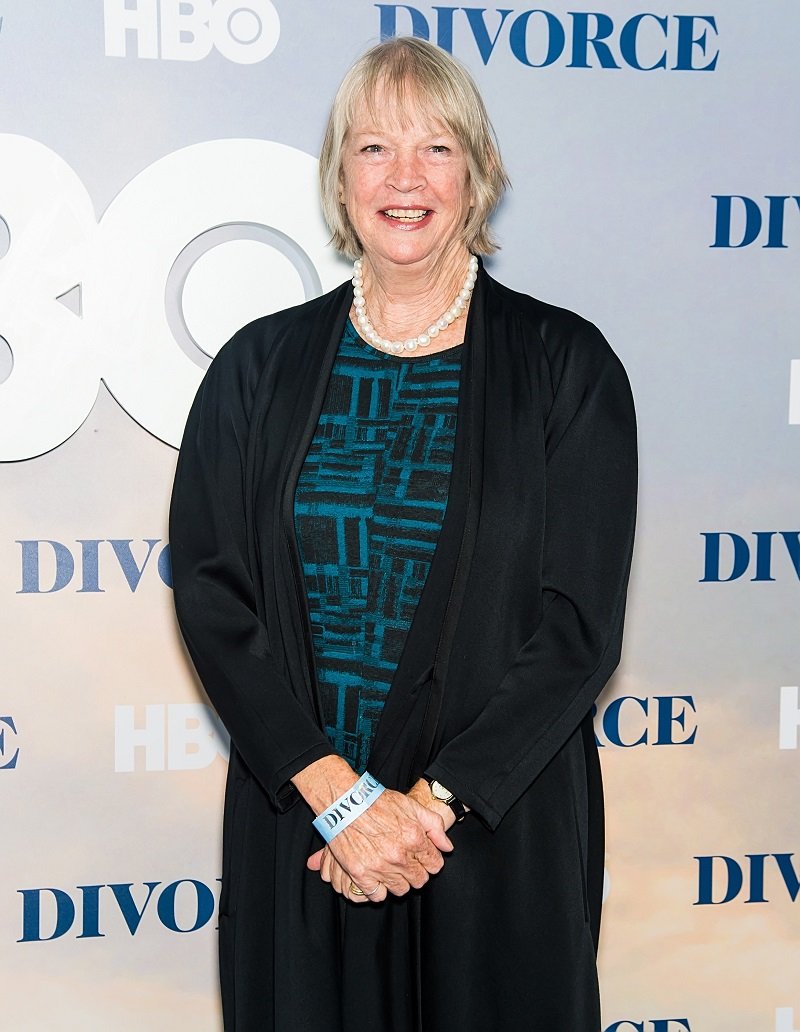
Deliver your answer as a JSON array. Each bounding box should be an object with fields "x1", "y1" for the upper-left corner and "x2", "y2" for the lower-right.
[{"x1": 384, "y1": 209, "x2": 429, "y2": 221}]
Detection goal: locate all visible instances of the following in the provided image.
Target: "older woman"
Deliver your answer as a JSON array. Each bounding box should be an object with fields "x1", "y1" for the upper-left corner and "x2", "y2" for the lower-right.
[{"x1": 170, "y1": 36, "x2": 637, "y2": 1032}]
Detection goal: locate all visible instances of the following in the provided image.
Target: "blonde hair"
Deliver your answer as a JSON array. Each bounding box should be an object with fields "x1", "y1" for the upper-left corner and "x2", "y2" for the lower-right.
[{"x1": 319, "y1": 37, "x2": 509, "y2": 258}]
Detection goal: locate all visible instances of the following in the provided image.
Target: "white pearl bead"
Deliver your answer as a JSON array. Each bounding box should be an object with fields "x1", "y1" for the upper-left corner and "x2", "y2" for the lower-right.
[
  {"x1": 436, "y1": 317, "x2": 448, "y2": 330},
  {"x1": 404, "y1": 339, "x2": 417, "y2": 351},
  {"x1": 418, "y1": 334, "x2": 430, "y2": 346},
  {"x1": 428, "y1": 325, "x2": 440, "y2": 337}
]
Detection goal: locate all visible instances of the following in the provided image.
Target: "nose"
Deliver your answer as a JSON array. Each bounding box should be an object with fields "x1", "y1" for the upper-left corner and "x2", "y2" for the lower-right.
[{"x1": 387, "y1": 149, "x2": 425, "y2": 193}]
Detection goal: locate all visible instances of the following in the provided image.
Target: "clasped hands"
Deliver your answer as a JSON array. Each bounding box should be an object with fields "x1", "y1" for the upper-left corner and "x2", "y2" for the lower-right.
[{"x1": 294, "y1": 757, "x2": 455, "y2": 905}]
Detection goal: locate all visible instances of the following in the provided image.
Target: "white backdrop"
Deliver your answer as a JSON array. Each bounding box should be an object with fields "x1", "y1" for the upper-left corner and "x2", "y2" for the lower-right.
[{"x1": 1, "y1": 2, "x2": 798, "y2": 1029}]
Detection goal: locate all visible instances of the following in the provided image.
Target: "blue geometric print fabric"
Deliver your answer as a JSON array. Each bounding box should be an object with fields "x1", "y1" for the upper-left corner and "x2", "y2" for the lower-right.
[{"x1": 294, "y1": 319, "x2": 462, "y2": 772}]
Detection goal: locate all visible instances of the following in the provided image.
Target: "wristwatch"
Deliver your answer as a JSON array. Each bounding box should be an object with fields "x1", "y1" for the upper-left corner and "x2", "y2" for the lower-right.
[{"x1": 426, "y1": 779, "x2": 468, "y2": 822}]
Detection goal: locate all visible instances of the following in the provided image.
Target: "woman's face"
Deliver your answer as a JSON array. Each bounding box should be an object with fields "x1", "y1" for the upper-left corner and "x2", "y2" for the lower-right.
[{"x1": 340, "y1": 86, "x2": 473, "y2": 275}]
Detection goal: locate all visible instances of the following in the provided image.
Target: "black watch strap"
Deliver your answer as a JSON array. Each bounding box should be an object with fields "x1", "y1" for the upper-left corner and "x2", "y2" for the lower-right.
[{"x1": 447, "y1": 796, "x2": 469, "y2": 822}]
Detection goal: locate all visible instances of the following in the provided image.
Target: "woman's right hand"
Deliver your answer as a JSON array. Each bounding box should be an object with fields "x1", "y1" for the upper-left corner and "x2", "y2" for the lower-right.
[{"x1": 293, "y1": 756, "x2": 453, "y2": 902}]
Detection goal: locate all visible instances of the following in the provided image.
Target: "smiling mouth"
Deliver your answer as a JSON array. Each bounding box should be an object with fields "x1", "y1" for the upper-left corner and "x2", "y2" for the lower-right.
[{"x1": 382, "y1": 208, "x2": 431, "y2": 222}]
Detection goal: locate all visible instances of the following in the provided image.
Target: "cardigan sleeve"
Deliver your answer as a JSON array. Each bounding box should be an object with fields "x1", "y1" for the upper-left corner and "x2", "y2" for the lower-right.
[
  {"x1": 169, "y1": 332, "x2": 335, "y2": 810},
  {"x1": 425, "y1": 319, "x2": 637, "y2": 830}
]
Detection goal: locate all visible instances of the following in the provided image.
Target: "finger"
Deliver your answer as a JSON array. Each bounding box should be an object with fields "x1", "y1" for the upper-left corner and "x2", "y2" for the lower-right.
[
  {"x1": 330, "y1": 861, "x2": 346, "y2": 896},
  {"x1": 335, "y1": 858, "x2": 356, "y2": 897},
  {"x1": 425, "y1": 825, "x2": 454, "y2": 853},
  {"x1": 405, "y1": 861, "x2": 430, "y2": 891},
  {"x1": 347, "y1": 880, "x2": 369, "y2": 904},
  {"x1": 405, "y1": 838, "x2": 444, "y2": 876},
  {"x1": 381, "y1": 873, "x2": 412, "y2": 897},
  {"x1": 307, "y1": 847, "x2": 324, "y2": 871},
  {"x1": 320, "y1": 849, "x2": 333, "y2": 884},
  {"x1": 413, "y1": 806, "x2": 454, "y2": 852},
  {"x1": 333, "y1": 863, "x2": 363, "y2": 902},
  {"x1": 419, "y1": 842, "x2": 445, "y2": 871},
  {"x1": 360, "y1": 880, "x2": 384, "y2": 902},
  {"x1": 367, "y1": 883, "x2": 388, "y2": 904}
]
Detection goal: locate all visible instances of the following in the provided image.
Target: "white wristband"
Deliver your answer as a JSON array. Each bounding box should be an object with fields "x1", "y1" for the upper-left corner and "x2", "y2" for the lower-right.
[{"x1": 312, "y1": 772, "x2": 385, "y2": 843}]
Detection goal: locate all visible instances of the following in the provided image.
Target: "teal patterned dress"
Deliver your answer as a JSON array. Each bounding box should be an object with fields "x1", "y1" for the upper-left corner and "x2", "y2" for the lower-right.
[{"x1": 294, "y1": 319, "x2": 462, "y2": 772}]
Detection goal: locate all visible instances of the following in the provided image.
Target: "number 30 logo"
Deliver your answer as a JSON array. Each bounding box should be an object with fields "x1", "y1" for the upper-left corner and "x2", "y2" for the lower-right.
[{"x1": 0, "y1": 135, "x2": 348, "y2": 460}]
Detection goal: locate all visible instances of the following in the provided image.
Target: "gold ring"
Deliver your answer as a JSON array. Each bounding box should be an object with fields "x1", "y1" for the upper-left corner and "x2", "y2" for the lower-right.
[{"x1": 349, "y1": 882, "x2": 381, "y2": 897}]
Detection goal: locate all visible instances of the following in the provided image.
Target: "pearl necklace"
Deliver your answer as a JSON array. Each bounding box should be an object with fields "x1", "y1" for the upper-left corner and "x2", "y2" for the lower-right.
[{"x1": 352, "y1": 254, "x2": 479, "y2": 355}]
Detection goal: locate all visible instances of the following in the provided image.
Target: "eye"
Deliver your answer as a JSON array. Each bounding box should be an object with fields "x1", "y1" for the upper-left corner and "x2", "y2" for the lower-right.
[
  {"x1": 430, "y1": 145, "x2": 450, "y2": 154},
  {"x1": 362, "y1": 144, "x2": 384, "y2": 153}
]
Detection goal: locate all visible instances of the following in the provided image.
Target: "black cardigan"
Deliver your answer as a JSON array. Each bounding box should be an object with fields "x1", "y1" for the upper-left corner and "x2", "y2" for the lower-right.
[{"x1": 170, "y1": 263, "x2": 637, "y2": 1031}]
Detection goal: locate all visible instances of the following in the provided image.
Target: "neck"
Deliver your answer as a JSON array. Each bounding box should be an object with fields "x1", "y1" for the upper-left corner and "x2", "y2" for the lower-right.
[{"x1": 359, "y1": 247, "x2": 473, "y2": 342}]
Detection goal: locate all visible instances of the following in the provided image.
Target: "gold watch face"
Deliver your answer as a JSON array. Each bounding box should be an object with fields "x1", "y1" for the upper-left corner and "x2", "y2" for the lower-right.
[{"x1": 430, "y1": 780, "x2": 455, "y2": 804}]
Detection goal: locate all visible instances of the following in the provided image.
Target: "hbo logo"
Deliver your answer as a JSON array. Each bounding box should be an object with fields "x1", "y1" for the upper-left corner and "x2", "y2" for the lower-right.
[
  {"x1": 114, "y1": 704, "x2": 230, "y2": 772},
  {"x1": 103, "y1": 0, "x2": 280, "y2": 64}
]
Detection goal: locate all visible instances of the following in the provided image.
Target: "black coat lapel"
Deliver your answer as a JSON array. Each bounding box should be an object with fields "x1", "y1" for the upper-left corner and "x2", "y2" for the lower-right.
[{"x1": 272, "y1": 283, "x2": 353, "y2": 723}]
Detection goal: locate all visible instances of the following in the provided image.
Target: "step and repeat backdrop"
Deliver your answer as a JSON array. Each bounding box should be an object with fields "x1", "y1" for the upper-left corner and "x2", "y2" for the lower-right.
[{"x1": 1, "y1": 2, "x2": 798, "y2": 1029}]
